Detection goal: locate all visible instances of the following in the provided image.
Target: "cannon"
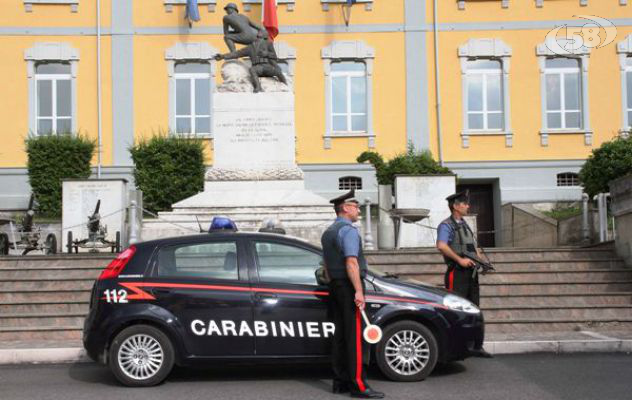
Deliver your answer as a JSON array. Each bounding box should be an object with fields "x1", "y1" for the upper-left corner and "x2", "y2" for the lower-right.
[
  {"x1": 67, "y1": 200, "x2": 121, "y2": 253},
  {"x1": 0, "y1": 194, "x2": 57, "y2": 256}
]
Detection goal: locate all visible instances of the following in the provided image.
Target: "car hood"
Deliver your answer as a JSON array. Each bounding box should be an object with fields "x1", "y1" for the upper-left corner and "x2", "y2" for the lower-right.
[{"x1": 369, "y1": 275, "x2": 448, "y2": 304}]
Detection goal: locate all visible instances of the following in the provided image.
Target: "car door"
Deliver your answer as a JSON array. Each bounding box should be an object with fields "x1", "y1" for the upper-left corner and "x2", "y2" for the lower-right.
[
  {"x1": 249, "y1": 239, "x2": 333, "y2": 357},
  {"x1": 149, "y1": 237, "x2": 255, "y2": 357}
]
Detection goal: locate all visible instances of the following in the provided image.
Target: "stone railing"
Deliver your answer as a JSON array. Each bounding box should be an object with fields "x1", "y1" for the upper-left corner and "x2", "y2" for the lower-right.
[{"x1": 610, "y1": 174, "x2": 632, "y2": 266}]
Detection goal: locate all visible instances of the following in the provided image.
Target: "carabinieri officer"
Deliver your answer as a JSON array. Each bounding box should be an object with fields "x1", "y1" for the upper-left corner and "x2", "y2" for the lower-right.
[{"x1": 321, "y1": 190, "x2": 385, "y2": 399}]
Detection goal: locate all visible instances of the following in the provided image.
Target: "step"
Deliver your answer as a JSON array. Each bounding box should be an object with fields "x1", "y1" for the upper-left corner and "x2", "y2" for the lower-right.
[
  {"x1": 0, "y1": 312, "x2": 86, "y2": 328},
  {"x1": 0, "y1": 326, "x2": 82, "y2": 341},
  {"x1": 485, "y1": 318, "x2": 632, "y2": 333},
  {"x1": 398, "y1": 270, "x2": 632, "y2": 284},
  {"x1": 481, "y1": 282, "x2": 632, "y2": 296},
  {"x1": 0, "y1": 290, "x2": 91, "y2": 304},
  {"x1": 482, "y1": 305, "x2": 632, "y2": 320},
  {"x1": 366, "y1": 249, "x2": 618, "y2": 263},
  {"x1": 480, "y1": 293, "x2": 632, "y2": 307},
  {"x1": 0, "y1": 255, "x2": 113, "y2": 269},
  {"x1": 0, "y1": 302, "x2": 89, "y2": 314},
  {"x1": 0, "y1": 280, "x2": 95, "y2": 292},
  {"x1": 0, "y1": 269, "x2": 102, "y2": 280},
  {"x1": 370, "y1": 259, "x2": 628, "y2": 273}
]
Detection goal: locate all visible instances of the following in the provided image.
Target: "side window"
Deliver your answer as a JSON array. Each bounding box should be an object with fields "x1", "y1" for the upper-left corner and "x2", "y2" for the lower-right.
[
  {"x1": 156, "y1": 241, "x2": 238, "y2": 280},
  {"x1": 254, "y1": 242, "x2": 322, "y2": 286}
]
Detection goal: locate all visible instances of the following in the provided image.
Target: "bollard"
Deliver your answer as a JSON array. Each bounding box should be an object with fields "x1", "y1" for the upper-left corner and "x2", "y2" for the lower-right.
[
  {"x1": 129, "y1": 199, "x2": 139, "y2": 245},
  {"x1": 364, "y1": 198, "x2": 375, "y2": 250},
  {"x1": 582, "y1": 193, "x2": 590, "y2": 243}
]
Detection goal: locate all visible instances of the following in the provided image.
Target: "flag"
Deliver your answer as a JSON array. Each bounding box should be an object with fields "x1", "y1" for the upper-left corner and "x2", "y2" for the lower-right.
[
  {"x1": 263, "y1": 0, "x2": 279, "y2": 41},
  {"x1": 185, "y1": 0, "x2": 200, "y2": 27}
]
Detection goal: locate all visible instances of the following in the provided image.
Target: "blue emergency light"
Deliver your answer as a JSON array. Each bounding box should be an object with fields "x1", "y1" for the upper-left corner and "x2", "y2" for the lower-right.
[{"x1": 209, "y1": 216, "x2": 238, "y2": 232}]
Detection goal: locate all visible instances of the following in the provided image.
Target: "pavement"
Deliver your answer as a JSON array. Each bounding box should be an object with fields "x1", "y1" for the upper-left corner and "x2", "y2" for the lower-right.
[
  {"x1": 1, "y1": 354, "x2": 631, "y2": 399},
  {"x1": 0, "y1": 330, "x2": 631, "y2": 365}
]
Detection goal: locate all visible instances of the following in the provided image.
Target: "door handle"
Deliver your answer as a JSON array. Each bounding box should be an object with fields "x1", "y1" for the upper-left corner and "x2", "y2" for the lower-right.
[
  {"x1": 151, "y1": 288, "x2": 172, "y2": 296},
  {"x1": 254, "y1": 293, "x2": 278, "y2": 300}
]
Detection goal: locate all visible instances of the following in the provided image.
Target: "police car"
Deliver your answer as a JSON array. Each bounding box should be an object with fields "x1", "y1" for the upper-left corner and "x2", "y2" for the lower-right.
[{"x1": 83, "y1": 218, "x2": 485, "y2": 387}]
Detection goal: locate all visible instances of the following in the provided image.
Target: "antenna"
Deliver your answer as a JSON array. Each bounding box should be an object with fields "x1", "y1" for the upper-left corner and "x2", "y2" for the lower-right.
[{"x1": 195, "y1": 216, "x2": 204, "y2": 233}]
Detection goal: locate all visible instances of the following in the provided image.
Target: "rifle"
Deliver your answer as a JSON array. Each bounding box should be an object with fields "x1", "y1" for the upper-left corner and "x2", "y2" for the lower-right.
[
  {"x1": 21, "y1": 194, "x2": 36, "y2": 233},
  {"x1": 463, "y1": 253, "x2": 495, "y2": 275}
]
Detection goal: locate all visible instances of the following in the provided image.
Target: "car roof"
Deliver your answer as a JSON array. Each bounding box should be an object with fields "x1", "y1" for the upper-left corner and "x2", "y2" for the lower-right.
[{"x1": 133, "y1": 231, "x2": 321, "y2": 251}]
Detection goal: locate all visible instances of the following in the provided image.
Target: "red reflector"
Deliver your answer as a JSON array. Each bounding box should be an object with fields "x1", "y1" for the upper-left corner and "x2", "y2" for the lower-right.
[{"x1": 98, "y1": 246, "x2": 136, "y2": 280}]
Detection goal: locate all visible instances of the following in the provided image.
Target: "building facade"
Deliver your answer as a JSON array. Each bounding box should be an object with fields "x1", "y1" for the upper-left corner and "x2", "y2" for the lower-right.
[{"x1": 1, "y1": 0, "x2": 631, "y2": 245}]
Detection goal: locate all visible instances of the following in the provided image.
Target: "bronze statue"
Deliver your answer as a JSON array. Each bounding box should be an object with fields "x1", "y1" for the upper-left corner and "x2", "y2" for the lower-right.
[
  {"x1": 222, "y1": 2, "x2": 265, "y2": 53},
  {"x1": 215, "y1": 31, "x2": 288, "y2": 93}
]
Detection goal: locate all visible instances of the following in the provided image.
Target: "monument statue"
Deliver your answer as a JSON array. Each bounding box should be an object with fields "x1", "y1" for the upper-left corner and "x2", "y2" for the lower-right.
[
  {"x1": 222, "y1": 2, "x2": 265, "y2": 53},
  {"x1": 215, "y1": 30, "x2": 288, "y2": 93}
]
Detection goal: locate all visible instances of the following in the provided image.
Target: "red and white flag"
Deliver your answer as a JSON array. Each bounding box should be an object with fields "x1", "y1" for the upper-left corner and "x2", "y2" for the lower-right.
[{"x1": 262, "y1": 0, "x2": 279, "y2": 41}]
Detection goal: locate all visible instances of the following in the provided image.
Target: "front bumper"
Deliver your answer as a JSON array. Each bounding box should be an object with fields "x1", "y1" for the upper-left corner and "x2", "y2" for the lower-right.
[{"x1": 441, "y1": 311, "x2": 485, "y2": 361}]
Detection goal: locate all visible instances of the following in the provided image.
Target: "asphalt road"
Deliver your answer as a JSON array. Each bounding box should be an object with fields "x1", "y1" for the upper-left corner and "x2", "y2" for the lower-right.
[{"x1": 0, "y1": 354, "x2": 630, "y2": 400}]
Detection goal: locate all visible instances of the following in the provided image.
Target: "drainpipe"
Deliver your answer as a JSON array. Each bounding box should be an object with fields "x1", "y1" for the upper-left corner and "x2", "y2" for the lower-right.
[
  {"x1": 96, "y1": 0, "x2": 102, "y2": 178},
  {"x1": 433, "y1": 0, "x2": 444, "y2": 166}
]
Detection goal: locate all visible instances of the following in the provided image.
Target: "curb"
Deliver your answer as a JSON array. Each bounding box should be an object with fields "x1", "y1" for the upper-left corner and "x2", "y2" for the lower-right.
[{"x1": 0, "y1": 340, "x2": 631, "y2": 365}]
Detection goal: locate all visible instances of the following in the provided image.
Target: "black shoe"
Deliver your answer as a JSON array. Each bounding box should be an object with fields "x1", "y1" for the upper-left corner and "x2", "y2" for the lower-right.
[
  {"x1": 349, "y1": 388, "x2": 385, "y2": 398},
  {"x1": 333, "y1": 381, "x2": 350, "y2": 394},
  {"x1": 471, "y1": 348, "x2": 493, "y2": 358}
]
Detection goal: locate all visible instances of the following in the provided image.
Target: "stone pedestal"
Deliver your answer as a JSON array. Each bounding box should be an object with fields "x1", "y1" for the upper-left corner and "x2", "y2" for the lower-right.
[
  {"x1": 611, "y1": 174, "x2": 632, "y2": 266},
  {"x1": 142, "y1": 86, "x2": 335, "y2": 245}
]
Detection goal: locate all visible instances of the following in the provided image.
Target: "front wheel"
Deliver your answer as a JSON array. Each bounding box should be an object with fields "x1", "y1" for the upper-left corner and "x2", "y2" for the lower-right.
[
  {"x1": 45, "y1": 234, "x2": 57, "y2": 255},
  {"x1": 375, "y1": 320, "x2": 438, "y2": 382},
  {"x1": 108, "y1": 324, "x2": 175, "y2": 387}
]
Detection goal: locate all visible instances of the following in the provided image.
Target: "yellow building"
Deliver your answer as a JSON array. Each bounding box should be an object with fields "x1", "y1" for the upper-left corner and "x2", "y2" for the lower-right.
[{"x1": 1, "y1": 0, "x2": 631, "y2": 245}]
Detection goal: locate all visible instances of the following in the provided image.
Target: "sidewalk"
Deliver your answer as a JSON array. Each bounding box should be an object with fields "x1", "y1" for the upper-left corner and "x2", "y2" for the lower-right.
[{"x1": 1, "y1": 330, "x2": 631, "y2": 365}]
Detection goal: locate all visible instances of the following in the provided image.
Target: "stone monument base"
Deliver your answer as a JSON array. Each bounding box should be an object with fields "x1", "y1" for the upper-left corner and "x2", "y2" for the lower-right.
[{"x1": 141, "y1": 180, "x2": 336, "y2": 245}]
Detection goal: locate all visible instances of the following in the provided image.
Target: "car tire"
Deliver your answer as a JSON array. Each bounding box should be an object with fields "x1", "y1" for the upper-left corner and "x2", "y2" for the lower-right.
[
  {"x1": 108, "y1": 324, "x2": 175, "y2": 387},
  {"x1": 375, "y1": 320, "x2": 438, "y2": 382}
]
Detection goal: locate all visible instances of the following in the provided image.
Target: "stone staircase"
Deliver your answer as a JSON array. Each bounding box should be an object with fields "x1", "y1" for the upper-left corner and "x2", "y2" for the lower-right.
[
  {"x1": 0, "y1": 255, "x2": 111, "y2": 341},
  {"x1": 366, "y1": 246, "x2": 632, "y2": 333},
  {"x1": 1, "y1": 247, "x2": 630, "y2": 341}
]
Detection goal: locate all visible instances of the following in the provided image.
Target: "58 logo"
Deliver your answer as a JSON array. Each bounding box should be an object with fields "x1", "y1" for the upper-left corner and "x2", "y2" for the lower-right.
[{"x1": 545, "y1": 15, "x2": 617, "y2": 55}]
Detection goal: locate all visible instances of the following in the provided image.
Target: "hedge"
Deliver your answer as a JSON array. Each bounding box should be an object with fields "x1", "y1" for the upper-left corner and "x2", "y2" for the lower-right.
[
  {"x1": 130, "y1": 134, "x2": 206, "y2": 214},
  {"x1": 357, "y1": 143, "x2": 452, "y2": 185},
  {"x1": 579, "y1": 136, "x2": 632, "y2": 197},
  {"x1": 25, "y1": 134, "x2": 95, "y2": 217}
]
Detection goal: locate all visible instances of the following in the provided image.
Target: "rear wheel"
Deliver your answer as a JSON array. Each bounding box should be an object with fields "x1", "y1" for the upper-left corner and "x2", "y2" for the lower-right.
[
  {"x1": 376, "y1": 320, "x2": 438, "y2": 382},
  {"x1": 66, "y1": 231, "x2": 73, "y2": 254},
  {"x1": 109, "y1": 324, "x2": 174, "y2": 387}
]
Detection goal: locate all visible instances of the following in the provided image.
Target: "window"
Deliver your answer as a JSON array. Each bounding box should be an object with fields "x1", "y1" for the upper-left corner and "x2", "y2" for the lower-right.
[
  {"x1": 465, "y1": 59, "x2": 503, "y2": 131},
  {"x1": 174, "y1": 62, "x2": 211, "y2": 136},
  {"x1": 339, "y1": 176, "x2": 362, "y2": 190},
  {"x1": 544, "y1": 58, "x2": 582, "y2": 130},
  {"x1": 557, "y1": 172, "x2": 580, "y2": 187},
  {"x1": 322, "y1": 40, "x2": 375, "y2": 149},
  {"x1": 331, "y1": 62, "x2": 367, "y2": 133},
  {"x1": 35, "y1": 62, "x2": 72, "y2": 135},
  {"x1": 156, "y1": 241, "x2": 239, "y2": 280},
  {"x1": 254, "y1": 242, "x2": 322, "y2": 286}
]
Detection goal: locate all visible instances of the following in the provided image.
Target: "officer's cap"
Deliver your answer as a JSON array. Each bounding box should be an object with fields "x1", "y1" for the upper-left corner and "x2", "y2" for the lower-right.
[
  {"x1": 446, "y1": 190, "x2": 469, "y2": 205},
  {"x1": 330, "y1": 189, "x2": 360, "y2": 208},
  {"x1": 224, "y1": 2, "x2": 238, "y2": 11}
]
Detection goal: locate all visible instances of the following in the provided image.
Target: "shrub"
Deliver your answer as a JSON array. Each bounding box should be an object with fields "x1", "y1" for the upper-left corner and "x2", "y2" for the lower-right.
[
  {"x1": 579, "y1": 136, "x2": 632, "y2": 197},
  {"x1": 25, "y1": 134, "x2": 95, "y2": 217},
  {"x1": 357, "y1": 143, "x2": 452, "y2": 185},
  {"x1": 130, "y1": 134, "x2": 206, "y2": 214}
]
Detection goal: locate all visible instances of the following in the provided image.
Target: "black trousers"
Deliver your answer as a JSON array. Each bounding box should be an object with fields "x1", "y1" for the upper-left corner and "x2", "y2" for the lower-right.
[
  {"x1": 444, "y1": 264, "x2": 480, "y2": 306},
  {"x1": 328, "y1": 279, "x2": 370, "y2": 392},
  {"x1": 444, "y1": 264, "x2": 485, "y2": 349}
]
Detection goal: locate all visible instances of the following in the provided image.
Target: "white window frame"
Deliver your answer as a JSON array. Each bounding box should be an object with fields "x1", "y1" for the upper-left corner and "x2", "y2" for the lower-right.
[
  {"x1": 25, "y1": 43, "x2": 79, "y2": 135},
  {"x1": 536, "y1": 0, "x2": 589, "y2": 6},
  {"x1": 273, "y1": 42, "x2": 296, "y2": 92},
  {"x1": 458, "y1": 39, "x2": 512, "y2": 148},
  {"x1": 165, "y1": 43, "x2": 218, "y2": 138},
  {"x1": 617, "y1": 34, "x2": 632, "y2": 137},
  {"x1": 174, "y1": 68, "x2": 212, "y2": 136},
  {"x1": 322, "y1": 40, "x2": 375, "y2": 149},
  {"x1": 242, "y1": 0, "x2": 295, "y2": 11},
  {"x1": 35, "y1": 67, "x2": 73, "y2": 135},
  {"x1": 24, "y1": 0, "x2": 78, "y2": 13},
  {"x1": 537, "y1": 40, "x2": 591, "y2": 146},
  {"x1": 163, "y1": 0, "x2": 216, "y2": 13},
  {"x1": 465, "y1": 63, "x2": 503, "y2": 132},
  {"x1": 458, "y1": 1, "x2": 509, "y2": 10},
  {"x1": 543, "y1": 62, "x2": 583, "y2": 131},
  {"x1": 330, "y1": 64, "x2": 368, "y2": 135},
  {"x1": 321, "y1": 0, "x2": 373, "y2": 11}
]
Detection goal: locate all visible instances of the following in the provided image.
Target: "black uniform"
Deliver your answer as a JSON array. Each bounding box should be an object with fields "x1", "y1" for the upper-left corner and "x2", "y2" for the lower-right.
[{"x1": 322, "y1": 217, "x2": 370, "y2": 393}]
